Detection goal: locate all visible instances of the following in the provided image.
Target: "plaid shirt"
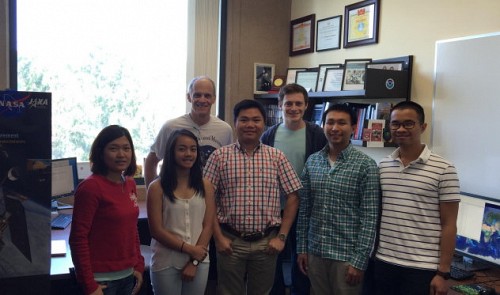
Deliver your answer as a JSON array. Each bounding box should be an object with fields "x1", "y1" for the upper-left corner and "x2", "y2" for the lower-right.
[
  {"x1": 203, "y1": 141, "x2": 302, "y2": 233},
  {"x1": 296, "y1": 144, "x2": 380, "y2": 270}
]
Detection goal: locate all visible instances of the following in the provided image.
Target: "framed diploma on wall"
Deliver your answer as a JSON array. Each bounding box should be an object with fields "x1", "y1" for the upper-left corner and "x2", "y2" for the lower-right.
[
  {"x1": 290, "y1": 14, "x2": 316, "y2": 56},
  {"x1": 344, "y1": 0, "x2": 380, "y2": 48},
  {"x1": 316, "y1": 15, "x2": 342, "y2": 52}
]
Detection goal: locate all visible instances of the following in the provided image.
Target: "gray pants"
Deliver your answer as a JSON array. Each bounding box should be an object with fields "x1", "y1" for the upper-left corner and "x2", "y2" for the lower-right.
[{"x1": 308, "y1": 255, "x2": 362, "y2": 295}]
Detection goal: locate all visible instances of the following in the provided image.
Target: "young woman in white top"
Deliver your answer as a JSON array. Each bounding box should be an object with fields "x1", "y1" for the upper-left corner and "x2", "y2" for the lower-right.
[{"x1": 147, "y1": 129, "x2": 215, "y2": 295}]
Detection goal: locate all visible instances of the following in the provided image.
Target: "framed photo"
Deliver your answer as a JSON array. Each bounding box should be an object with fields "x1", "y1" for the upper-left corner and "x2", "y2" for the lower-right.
[
  {"x1": 366, "y1": 61, "x2": 404, "y2": 71},
  {"x1": 316, "y1": 15, "x2": 342, "y2": 52},
  {"x1": 290, "y1": 14, "x2": 316, "y2": 56},
  {"x1": 296, "y1": 70, "x2": 319, "y2": 91},
  {"x1": 316, "y1": 64, "x2": 342, "y2": 92},
  {"x1": 254, "y1": 63, "x2": 275, "y2": 94},
  {"x1": 343, "y1": 0, "x2": 380, "y2": 48},
  {"x1": 286, "y1": 68, "x2": 307, "y2": 85},
  {"x1": 323, "y1": 68, "x2": 344, "y2": 92},
  {"x1": 342, "y1": 59, "x2": 372, "y2": 90}
]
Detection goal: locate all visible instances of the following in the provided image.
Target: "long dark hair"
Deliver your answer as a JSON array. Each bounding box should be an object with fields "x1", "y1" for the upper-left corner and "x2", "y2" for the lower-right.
[
  {"x1": 89, "y1": 125, "x2": 137, "y2": 176},
  {"x1": 159, "y1": 129, "x2": 205, "y2": 202}
]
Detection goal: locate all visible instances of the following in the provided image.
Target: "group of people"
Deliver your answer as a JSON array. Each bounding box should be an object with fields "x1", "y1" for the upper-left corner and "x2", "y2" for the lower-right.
[{"x1": 68, "y1": 76, "x2": 461, "y2": 295}]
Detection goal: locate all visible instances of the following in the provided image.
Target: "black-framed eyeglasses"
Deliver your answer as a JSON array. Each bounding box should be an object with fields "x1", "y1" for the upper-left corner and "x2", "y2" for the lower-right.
[{"x1": 390, "y1": 120, "x2": 416, "y2": 130}]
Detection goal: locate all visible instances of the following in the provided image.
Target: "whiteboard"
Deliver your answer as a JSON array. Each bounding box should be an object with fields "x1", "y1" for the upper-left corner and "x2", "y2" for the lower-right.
[{"x1": 432, "y1": 32, "x2": 500, "y2": 200}]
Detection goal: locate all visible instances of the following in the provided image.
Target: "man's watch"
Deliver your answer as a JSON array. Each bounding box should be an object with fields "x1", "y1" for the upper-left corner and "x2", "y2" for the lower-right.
[
  {"x1": 435, "y1": 270, "x2": 451, "y2": 280},
  {"x1": 191, "y1": 259, "x2": 199, "y2": 266},
  {"x1": 278, "y1": 233, "x2": 287, "y2": 242}
]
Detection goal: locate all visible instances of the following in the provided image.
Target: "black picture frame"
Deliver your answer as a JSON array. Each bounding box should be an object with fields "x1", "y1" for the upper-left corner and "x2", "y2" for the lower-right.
[
  {"x1": 290, "y1": 14, "x2": 316, "y2": 56},
  {"x1": 316, "y1": 64, "x2": 342, "y2": 92},
  {"x1": 285, "y1": 68, "x2": 307, "y2": 85},
  {"x1": 341, "y1": 58, "x2": 372, "y2": 90},
  {"x1": 316, "y1": 15, "x2": 342, "y2": 52},
  {"x1": 323, "y1": 68, "x2": 345, "y2": 92},
  {"x1": 343, "y1": 0, "x2": 380, "y2": 48},
  {"x1": 296, "y1": 70, "x2": 319, "y2": 91}
]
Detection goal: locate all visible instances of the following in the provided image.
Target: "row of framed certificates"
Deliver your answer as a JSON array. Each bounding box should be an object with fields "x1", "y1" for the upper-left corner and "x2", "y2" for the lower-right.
[
  {"x1": 284, "y1": 59, "x2": 404, "y2": 93},
  {"x1": 290, "y1": 0, "x2": 380, "y2": 56}
]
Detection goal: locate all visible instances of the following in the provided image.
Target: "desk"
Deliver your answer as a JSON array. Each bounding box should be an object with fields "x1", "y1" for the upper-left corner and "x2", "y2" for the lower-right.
[
  {"x1": 50, "y1": 200, "x2": 152, "y2": 294},
  {"x1": 449, "y1": 268, "x2": 500, "y2": 294}
]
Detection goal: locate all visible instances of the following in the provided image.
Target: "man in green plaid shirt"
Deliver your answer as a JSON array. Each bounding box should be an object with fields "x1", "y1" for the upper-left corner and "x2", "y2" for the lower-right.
[{"x1": 296, "y1": 104, "x2": 380, "y2": 295}]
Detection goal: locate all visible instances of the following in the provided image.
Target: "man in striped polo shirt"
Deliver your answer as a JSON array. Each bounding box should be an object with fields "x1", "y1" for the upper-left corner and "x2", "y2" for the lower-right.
[{"x1": 374, "y1": 101, "x2": 461, "y2": 295}]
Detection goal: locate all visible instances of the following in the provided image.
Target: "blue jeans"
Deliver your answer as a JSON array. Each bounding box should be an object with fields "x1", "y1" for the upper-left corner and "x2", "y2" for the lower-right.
[{"x1": 99, "y1": 274, "x2": 135, "y2": 295}]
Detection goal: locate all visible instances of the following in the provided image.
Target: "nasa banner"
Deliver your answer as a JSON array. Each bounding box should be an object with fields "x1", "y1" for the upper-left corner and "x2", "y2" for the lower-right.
[{"x1": 0, "y1": 91, "x2": 51, "y2": 294}]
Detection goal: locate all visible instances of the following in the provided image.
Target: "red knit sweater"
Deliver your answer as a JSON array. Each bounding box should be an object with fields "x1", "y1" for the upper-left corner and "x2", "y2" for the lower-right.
[{"x1": 69, "y1": 174, "x2": 145, "y2": 295}]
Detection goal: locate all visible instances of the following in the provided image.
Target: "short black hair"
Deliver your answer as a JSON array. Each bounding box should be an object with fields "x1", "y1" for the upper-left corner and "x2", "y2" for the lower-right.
[
  {"x1": 322, "y1": 103, "x2": 357, "y2": 125},
  {"x1": 233, "y1": 99, "x2": 267, "y2": 125},
  {"x1": 391, "y1": 101, "x2": 425, "y2": 124},
  {"x1": 278, "y1": 83, "x2": 309, "y2": 106},
  {"x1": 89, "y1": 125, "x2": 137, "y2": 177}
]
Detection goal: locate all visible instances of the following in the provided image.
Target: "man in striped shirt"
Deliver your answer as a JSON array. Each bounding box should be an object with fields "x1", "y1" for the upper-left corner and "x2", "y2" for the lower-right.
[
  {"x1": 296, "y1": 104, "x2": 380, "y2": 295},
  {"x1": 204, "y1": 99, "x2": 302, "y2": 295},
  {"x1": 374, "y1": 101, "x2": 461, "y2": 295}
]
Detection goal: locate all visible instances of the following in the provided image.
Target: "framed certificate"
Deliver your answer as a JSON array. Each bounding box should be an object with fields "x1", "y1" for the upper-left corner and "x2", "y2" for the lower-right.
[
  {"x1": 316, "y1": 15, "x2": 342, "y2": 52},
  {"x1": 316, "y1": 64, "x2": 342, "y2": 92},
  {"x1": 344, "y1": 0, "x2": 380, "y2": 48},
  {"x1": 296, "y1": 70, "x2": 319, "y2": 91},
  {"x1": 286, "y1": 68, "x2": 307, "y2": 85},
  {"x1": 290, "y1": 14, "x2": 316, "y2": 56},
  {"x1": 323, "y1": 68, "x2": 344, "y2": 92}
]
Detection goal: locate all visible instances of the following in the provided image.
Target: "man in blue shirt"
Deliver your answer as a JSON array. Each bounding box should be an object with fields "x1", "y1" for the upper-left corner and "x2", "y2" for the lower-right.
[{"x1": 296, "y1": 104, "x2": 380, "y2": 295}]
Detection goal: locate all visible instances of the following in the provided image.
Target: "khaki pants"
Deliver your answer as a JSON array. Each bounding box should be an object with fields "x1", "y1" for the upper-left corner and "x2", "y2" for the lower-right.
[
  {"x1": 216, "y1": 230, "x2": 278, "y2": 295},
  {"x1": 308, "y1": 254, "x2": 362, "y2": 295}
]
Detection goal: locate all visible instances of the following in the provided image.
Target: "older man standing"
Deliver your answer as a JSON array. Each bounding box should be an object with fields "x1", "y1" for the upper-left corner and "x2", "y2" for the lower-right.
[{"x1": 144, "y1": 76, "x2": 233, "y2": 187}]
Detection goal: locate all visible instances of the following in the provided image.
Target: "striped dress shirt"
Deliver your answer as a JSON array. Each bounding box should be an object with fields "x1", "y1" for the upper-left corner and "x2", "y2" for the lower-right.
[
  {"x1": 375, "y1": 145, "x2": 461, "y2": 270},
  {"x1": 296, "y1": 144, "x2": 380, "y2": 271},
  {"x1": 203, "y1": 142, "x2": 302, "y2": 233}
]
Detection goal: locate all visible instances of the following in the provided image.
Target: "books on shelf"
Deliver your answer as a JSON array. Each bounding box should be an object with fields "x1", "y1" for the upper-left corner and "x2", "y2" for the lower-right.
[
  {"x1": 374, "y1": 102, "x2": 392, "y2": 121},
  {"x1": 265, "y1": 104, "x2": 282, "y2": 128},
  {"x1": 312, "y1": 102, "x2": 326, "y2": 126}
]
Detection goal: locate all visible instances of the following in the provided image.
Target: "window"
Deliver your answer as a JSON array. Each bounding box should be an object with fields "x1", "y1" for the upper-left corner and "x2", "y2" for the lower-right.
[{"x1": 16, "y1": 0, "x2": 189, "y2": 162}]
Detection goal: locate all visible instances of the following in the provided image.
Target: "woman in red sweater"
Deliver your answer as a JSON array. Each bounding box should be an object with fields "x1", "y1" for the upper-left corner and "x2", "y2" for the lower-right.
[{"x1": 69, "y1": 125, "x2": 144, "y2": 295}]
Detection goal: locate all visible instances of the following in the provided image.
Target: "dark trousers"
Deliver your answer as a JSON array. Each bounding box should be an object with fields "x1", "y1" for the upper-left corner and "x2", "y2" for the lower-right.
[
  {"x1": 270, "y1": 218, "x2": 310, "y2": 295},
  {"x1": 373, "y1": 259, "x2": 436, "y2": 295},
  {"x1": 101, "y1": 274, "x2": 135, "y2": 295}
]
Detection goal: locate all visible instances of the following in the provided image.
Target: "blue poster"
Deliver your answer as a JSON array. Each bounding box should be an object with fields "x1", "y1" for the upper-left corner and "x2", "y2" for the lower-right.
[{"x1": 0, "y1": 91, "x2": 51, "y2": 294}]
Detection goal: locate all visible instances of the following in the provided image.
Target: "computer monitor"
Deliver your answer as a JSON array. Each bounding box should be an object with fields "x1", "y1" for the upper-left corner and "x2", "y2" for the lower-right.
[
  {"x1": 51, "y1": 157, "x2": 79, "y2": 199},
  {"x1": 455, "y1": 193, "x2": 500, "y2": 269}
]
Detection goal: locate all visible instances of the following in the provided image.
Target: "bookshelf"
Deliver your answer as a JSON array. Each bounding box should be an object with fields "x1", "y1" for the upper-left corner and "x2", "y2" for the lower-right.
[{"x1": 254, "y1": 55, "x2": 412, "y2": 147}]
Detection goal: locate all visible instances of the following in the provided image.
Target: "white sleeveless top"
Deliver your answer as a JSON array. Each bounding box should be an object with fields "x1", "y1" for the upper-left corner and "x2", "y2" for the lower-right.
[{"x1": 150, "y1": 191, "x2": 208, "y2": 272}]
